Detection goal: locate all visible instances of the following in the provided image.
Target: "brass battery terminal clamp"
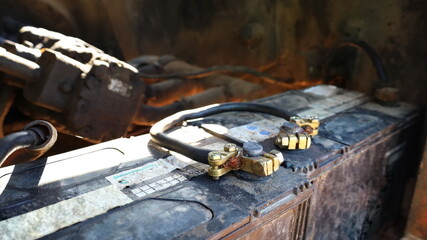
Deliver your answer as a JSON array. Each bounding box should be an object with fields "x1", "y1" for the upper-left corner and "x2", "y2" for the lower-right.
[
  {"x1": 208, "y1": 143, "x2": 284, "y2": 180},
  {"x1": 275, "y1": 116, "x2": 320, "y2": 150},
  {"x1": 150, "y1": 102, "x2": 295, "y2": 180}
]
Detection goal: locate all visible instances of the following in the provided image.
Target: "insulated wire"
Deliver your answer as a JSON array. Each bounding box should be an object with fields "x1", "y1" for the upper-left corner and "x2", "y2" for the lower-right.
[
  {"x1": 336, "y1": 39, "x2": 390, "y2": 86},
  {"x1": 150, "y1": 102, "x2": 295, "y2": 164}
]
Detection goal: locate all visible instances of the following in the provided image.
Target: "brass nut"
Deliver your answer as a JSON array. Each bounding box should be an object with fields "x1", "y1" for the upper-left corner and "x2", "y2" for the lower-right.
[
  {"x1": 275, "y1": 132, "x2": 311, "y2": 150},
  {"x1": 208, "y1": 152, "x2": 222, "y2": 161},
  {"x1": 310, "y1": 116, "x2": 320, "y2": 124},
  {"x1": 269, "y1": 150, "x2": 284, "y2": 164},
  {"x1": 224, "y1": 143, "x2": 237, "y2": 152},
  {"x1": 252, "y1": 159, "x2": 272, "y2": 176},
  {"x1": 208, "y1": 152, "x2": 221, "y2": 160}
]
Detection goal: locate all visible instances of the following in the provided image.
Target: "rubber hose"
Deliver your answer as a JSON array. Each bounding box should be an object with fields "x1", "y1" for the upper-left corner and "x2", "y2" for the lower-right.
[{"x1": 0, "y1": 120, "x2": 57, "y2": 167}]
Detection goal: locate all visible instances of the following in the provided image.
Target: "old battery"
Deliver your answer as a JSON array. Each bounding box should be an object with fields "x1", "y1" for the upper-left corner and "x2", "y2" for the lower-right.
[{"x1": 0, "y1": 85, "x2": 420, "y2": 239}]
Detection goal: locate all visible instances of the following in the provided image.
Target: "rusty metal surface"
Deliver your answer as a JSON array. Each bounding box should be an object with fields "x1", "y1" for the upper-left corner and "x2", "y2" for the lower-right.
[
  {"x1": 225, "y1": 193, "x2": 312, "y2": 240},
  {"x1": 405, "y1": 120, "x2": 427, "y2": 239},
  {"x1": 306, "y1": 138, "x2": 389, "y2": 239},
  {"x1": 0, "y1": 0, "x2": 425, "y2": 108},
  {"x1": 0, "y1": 27, "x2": 147, "y2": 142},
  {"x1": 0, "y1": 1, "x2": 425, "y2": 238}
]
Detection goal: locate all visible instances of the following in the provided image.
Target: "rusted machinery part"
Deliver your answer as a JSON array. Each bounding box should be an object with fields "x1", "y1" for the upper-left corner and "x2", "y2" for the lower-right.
[
  {"x1": 0, "y1": 82, "x2": 16, "y2": 137},
  {"x1": 140, "y1": 58, "x2": 265, "y2": 104},
  {"x1": 0, "y1": 120, "x2": 57, "y2": 168},
  {"x1": 0, "y1": 46, "x2": 40, "y2": 85},
  {"x1": 134, "y1": 57, "x2": 268, "y2": 125},
  {"x1": 156, "y1": 58, "x2": 299, "y2": 96},
  {"x1": 146, "y1": 78, "x2": 203, "y2": 105},
  {"x1": 139, "y1": 64, "x2": 289, "y2": 82},
  {"x1": 145, "y1": 74, "x2": 262, "y2": 106},
  {"x1": 132, "y1": 56, "x2": 294, "y2": 87},
  {"x1": 1, "y1": 39, "x2": 41, "y2": 62},
  {"x1": 134, "y1": 87, "x2": 230, "y2": 126}
]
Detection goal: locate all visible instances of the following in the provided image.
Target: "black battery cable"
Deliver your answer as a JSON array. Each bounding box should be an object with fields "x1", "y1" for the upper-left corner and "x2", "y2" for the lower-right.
[
  {"x1": 150, "y1": 102, "x2": 295, "y2": 164},
  {"x1": 328, "y1": 38, "x2": 390, "y2": 87},
  {"x1": 0, "y1": 120, "x2": 57, "y2": 167}
]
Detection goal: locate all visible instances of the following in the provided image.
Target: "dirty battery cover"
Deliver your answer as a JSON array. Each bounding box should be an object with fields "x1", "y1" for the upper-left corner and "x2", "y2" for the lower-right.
[{"x1": 0, "y1": 85, "x2": 419, "y2": 239}]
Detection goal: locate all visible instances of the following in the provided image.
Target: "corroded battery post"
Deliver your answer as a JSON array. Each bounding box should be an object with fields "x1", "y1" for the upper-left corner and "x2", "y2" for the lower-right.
[
  {"x1": 275, "y1": 116, "x2": 320, "y2": 150},
  {"x1": 290, "y1": 116, "x2": 320, "y2": 136},
  {"x1": 207, "y1": 142, "x2": 284, "y2": 180}
]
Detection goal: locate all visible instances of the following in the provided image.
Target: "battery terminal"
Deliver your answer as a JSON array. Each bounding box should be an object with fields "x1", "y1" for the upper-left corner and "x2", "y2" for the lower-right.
[
  {"x1": 208, "y1": 143, "x2": 284, "y2": 180},
  {"x1": 275, "y1": 116, "x2": 320, "y2": 150}
]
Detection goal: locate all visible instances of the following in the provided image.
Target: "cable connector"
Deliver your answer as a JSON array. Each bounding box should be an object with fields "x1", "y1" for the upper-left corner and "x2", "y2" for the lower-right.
[
  {"x1": 207, "y1": 143, "x2": 283, "y2": 180},
  {"x1": 274, "y1": 116, "x2": 319, "y2": 150}
]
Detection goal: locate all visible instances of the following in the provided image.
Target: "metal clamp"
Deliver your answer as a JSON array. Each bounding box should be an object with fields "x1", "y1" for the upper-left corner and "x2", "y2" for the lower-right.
[
  {"x1": 275, "y1": 116, "x2": 320, "y2": 150},
  {"x1": 208, "y1": 143, "x2": 283, "y2": 180}
]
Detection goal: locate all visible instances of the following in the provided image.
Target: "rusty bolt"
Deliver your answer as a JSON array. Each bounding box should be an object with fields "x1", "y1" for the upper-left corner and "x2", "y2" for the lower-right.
[
  {"x1": 375, "y1": 87, "x2": 399, "y2": 103},
  {"x1": 302, "y1": 125, "x2": 314, "y2": 135}
]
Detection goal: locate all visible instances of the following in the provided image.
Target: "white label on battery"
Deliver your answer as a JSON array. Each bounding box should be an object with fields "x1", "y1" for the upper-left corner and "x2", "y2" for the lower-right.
[
  {"x1": 297, "y1": 108, "x2": 335, "y2": 120},
  {"x1": 298, "y1": 91, "x2": 368, "y2": 120},
  {"x1": 226, "y1": 118, "x2": 284, "y2": 142},
  {"x1": 0, "y1": 185, "x2": 132, "y2": 240},
  {"x1": 106, "y1": 158, "x2": 176, "y2": 189}
]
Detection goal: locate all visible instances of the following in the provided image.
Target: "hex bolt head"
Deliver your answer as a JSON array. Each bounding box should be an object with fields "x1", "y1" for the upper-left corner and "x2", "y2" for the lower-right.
[
  {"x1": 208, "y1": 152, "x2": 222, "y2": 161},
  {"x1": 224, "y1": 143, "x2": 237, "y2": 152}
]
